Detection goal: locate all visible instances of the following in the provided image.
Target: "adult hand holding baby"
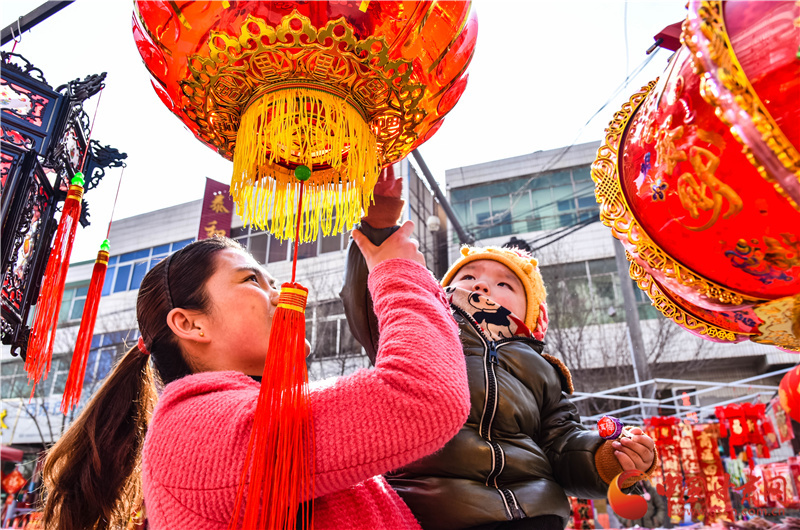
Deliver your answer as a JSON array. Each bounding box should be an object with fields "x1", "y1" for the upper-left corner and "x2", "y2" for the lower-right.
[{"x1": 353, "y1": 220, "x2": 425, "y2": 271}]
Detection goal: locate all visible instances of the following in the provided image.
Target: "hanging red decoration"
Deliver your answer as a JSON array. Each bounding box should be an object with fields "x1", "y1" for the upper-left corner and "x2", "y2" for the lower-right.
[
  {"x1": 60, "y1": 239, "x2": 110, "y2": 414},
  {"x1": 591, "y1": 0, "x2": 800, "y2": 351},
  {"x1": 779, "y1": 365, "x2": 800, "y2": 423},
  {"x1": 1, "y1": 469, "x2": 26, "y2": 496},
  {"x1": 230, "y1": 167, "x2": 313, "y2": 530},
  {"x1": 132, "y1": 1, "x2": 477, "y2": 240},
  {"x1": 25, "y1": 174, "x2": 84, "y2": 393}
]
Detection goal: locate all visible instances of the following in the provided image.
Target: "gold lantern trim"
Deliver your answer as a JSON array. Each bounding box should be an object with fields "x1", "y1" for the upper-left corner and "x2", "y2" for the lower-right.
[{"x1": 181, "y1": 11, "x2": 427, "y2": 238}]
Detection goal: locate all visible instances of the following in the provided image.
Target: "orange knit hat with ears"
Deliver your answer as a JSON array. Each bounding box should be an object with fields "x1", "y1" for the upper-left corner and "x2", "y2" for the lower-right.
[{"x1": 441, "y1": 246, "x2": 547, "y2": 332}]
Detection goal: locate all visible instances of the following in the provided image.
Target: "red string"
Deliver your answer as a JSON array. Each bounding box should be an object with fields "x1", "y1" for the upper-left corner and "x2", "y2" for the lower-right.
[
  {"x1": 79, "y1": 88, "x2": 103, "y2": 172},
  {"x1": 291, "y1": 182, "x2": 305, "y2": 284},
  {"x1": 106, "y1": 164, "x2": 125, "y2": 239}
]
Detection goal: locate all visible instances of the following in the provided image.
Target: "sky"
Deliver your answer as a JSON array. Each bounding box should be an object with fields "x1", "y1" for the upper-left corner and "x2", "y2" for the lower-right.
[{"x1": 1, "y1": 0, "x2": 688, "y2": 263}]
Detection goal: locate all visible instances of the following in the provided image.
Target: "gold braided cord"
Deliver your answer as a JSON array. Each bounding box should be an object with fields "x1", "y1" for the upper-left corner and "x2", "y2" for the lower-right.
[{"x1": 231, "y1": 87, "x2": 379, "y2": 240}]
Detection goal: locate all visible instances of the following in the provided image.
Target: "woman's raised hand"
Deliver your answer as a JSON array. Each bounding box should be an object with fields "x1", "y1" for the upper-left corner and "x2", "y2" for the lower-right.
[{"x1": 352, "y1": 220, "x2": 425, "y2": 272}]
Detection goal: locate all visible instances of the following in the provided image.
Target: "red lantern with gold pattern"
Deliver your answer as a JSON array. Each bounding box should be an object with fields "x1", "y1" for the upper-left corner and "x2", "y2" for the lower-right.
[
  {"x1": 132, "y1": 1, "x2": 477, "y2": 239},
  {"x1": 592, "y1": 0, "x2": 800, "y2": 351},
  {"x1": 780, "y1": 365, "x2": 800, "y2": 423}
]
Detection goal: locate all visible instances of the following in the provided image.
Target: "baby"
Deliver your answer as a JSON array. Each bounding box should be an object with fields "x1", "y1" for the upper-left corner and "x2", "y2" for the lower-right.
[{"x1": 342, "y1": 172, "x2": 657, "y2": 530}]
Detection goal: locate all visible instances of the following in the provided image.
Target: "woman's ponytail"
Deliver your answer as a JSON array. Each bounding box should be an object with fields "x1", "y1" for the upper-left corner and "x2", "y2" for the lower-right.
[
  {"x1": 42, "y1": 345, "x2": 157, "y2": 530},
  {"x1": 42, "y1": 236, "x2": 243, "y2": 529}
]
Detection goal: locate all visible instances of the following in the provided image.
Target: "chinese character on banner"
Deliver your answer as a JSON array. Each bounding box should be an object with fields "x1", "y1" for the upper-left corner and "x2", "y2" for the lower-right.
[{"x1": 198, "y1": 178, "x2": 234, "y2": 240}]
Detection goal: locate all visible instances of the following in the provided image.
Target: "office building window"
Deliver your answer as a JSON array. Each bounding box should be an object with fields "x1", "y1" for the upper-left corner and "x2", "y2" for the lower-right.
[
  {"x1": 58, "y1": 284, "x2": 90, "y2": 323},
  {"x1": 450, "y1": 165, "x2": 599, "y2": 238},
  {"x1": 102, "y1": 239, "x2": 194, "y2": 296},
  {"x1": 232, "y1": 225, "x2": 349, "y2": 265},
  {"x1": 0, "y1": 330, "x2": 138, "y2": 400}
]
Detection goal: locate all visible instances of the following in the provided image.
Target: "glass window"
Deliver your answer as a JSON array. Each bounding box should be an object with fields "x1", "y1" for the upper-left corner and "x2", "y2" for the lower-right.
[
  {"x1": 268, "y1": 237, "x2": 288, "y2": 263},
  {"x1": 471, "y1": 198, "x2": 491, "y2": 227},
  {"x1": 1, "y1": 362, "x2": 18, "y2": 376},
  {"x1": 59, "y1": 288, "x2": 74, "y2": 322},
  {"x1": 249, "y1": 233, "x2": 268, "y2": 264},
  {"x1": 114, "y1": 264, "x2": 131, "y2": 293},
  {"x1": 102, "y1": 268, "x2": 115, "y2": 296},
  {"x1": 296, "y1": 240, "x2": 318, "y2": 260},
  {"x1": 320, "y1": 232, "x2": 341, "y2": 254},
  {"x1": 153, "y1": 243, "x2": 171, "y2": 255},
  {"x1": 119, "y1": 249, "x2": 150, "y2": 263},
  {"x1": 129, "y1": 261, "x2": 148, "y2": 290},
  {"x1": 171, "y1": 239, "x2": 193, "y2": 252},
  {"x1": 314, "y1": 320, "x2": 338, "y2": 358},
  {"x1": 52, "y1": 371, "x2": 68, "y2": 395},
  {"x1": 96, "y1": 349, "x2": 115, "y2": 381},
  {"x1": 230, "y1": 226, "x2": 249, "y2": 238},
  {"x1": 69, "y1": 298, "x2": 85, "y2": 320}
]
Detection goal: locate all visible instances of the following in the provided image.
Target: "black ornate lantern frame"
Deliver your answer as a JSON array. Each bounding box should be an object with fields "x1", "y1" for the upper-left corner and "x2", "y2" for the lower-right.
[{"x1": 1, "y1": 52, "x2": 127, "y2": 357}]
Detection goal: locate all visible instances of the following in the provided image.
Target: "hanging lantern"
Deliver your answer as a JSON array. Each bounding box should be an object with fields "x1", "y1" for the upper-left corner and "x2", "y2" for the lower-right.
[
  {"x1": 779, "y1": 365, "x2": 800, "y2": 423},
  {"x1": 591, "y1": 0, "x2": 800, "y2": 351},
  {"x1": 132, "y1": 1, "x2": 477, "y2": 239}
]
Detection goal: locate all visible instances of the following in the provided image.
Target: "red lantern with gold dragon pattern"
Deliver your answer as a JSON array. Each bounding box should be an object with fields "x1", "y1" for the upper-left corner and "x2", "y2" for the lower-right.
[
  {"x1": 592, "y1": 1, "x2": 800, "y2": 351},
  {"x1": 132, "y1": 1, "x2": 477, "y2": 240}
]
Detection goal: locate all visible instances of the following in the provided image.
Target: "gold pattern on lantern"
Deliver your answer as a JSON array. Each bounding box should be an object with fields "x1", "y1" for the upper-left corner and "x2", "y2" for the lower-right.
[
  {"x1": 682, "y1": 1, "x2": 800, "y2": 211},
  {"x1": 592, "y1": 81, "x2": 762, "y2": 307},
  {"x1": 654, "y1": 116, "x2": 687, "y2": 175},
  {"x1": 676, "y1": 146, "x2": 743, "y2": 231},
  {"x1": 752, "y1": 294, "x2": 800, "y2": 351}
]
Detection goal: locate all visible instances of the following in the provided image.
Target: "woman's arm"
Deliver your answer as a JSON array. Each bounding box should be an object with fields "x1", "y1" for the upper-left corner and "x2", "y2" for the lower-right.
[{"x1": 312, "y1": 255, "x2": 469, "y2": 496}]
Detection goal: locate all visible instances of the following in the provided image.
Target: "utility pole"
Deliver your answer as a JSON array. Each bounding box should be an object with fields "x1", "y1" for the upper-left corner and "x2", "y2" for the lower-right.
[{"x1": 613, "y1": 237, "x2": 656, "y2": 417}]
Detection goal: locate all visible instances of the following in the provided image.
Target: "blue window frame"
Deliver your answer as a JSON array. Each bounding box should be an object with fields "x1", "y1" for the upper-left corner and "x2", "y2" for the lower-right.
[{"x1": 102, "y1": 239, "x2": 195, "y2": 296}]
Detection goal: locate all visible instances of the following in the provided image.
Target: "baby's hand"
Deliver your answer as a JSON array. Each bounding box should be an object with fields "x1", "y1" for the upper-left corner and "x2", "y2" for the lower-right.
[{"x1": 612, "y1": 427, "x2": 655, "y2": 473}]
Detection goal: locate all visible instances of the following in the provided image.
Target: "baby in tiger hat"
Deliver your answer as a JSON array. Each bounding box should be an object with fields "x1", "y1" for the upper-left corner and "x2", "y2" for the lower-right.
[{"x1": 341, "y1": 171, "x2": 656, "y2": 530}]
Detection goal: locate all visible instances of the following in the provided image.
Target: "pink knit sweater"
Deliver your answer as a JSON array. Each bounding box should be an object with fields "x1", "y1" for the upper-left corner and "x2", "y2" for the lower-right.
[{"x1": 142, "y1": 259, "x2": 469, "y2": 529}]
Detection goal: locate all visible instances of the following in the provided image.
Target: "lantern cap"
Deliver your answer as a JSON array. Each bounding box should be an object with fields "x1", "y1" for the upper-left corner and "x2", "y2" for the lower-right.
[
  {"x1": 71, "y1": 173, "x2": 85, "y2": 187},
  {"x1": 100, "y1": 239, "x2": 110, "y2": 252}
]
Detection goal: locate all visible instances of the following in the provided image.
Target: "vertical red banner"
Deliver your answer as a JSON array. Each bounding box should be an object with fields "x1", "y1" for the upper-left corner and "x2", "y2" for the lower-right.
[
  {"x1": 198, "y1": 177, "x2": 234, "y2": 240},
  {"x1": 693, "y1": 423, "x2": 735, "y2": 523},
  {"x1": 646, "y1": 417, "x2": 684, "y2": 524}
]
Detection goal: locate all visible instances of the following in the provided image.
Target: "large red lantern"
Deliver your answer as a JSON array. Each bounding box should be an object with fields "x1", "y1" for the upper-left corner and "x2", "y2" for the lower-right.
[
  {"x1": 132, "y1": 1, "x2": 477, "y2": 239},
  {"x1": 592, "y1": 1, "x2": 800, "y2": 351}
]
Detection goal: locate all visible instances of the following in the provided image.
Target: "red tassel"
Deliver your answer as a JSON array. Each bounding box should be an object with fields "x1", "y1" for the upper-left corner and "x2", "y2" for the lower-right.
[
  {"x1": 25, "y1": 175, "x2": 84, "y2": 394},
  {"x1": 60, "y1": 240, "x2": 109, "y2": 414},
  {"x1": 230, "y1": 282, "x2": 314, "y2": 530},
  {"x1": 745, "y1": 445, "x2": 755, "y2": 471}
]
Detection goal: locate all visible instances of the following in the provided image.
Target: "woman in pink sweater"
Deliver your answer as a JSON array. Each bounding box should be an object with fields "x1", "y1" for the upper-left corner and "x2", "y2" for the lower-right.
[{"x1": 42, "y1": 223, "x2": 469, "y2": 530}]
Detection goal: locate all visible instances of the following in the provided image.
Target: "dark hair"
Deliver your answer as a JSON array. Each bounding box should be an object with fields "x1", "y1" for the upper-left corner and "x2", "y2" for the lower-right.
[{"x1": 42, "y1": 236, "x2": 244, "y2": 530}]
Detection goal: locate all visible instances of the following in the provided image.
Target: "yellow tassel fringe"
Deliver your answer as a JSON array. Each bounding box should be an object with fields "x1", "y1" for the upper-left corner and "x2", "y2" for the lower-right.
[{"x1": 231, "y1": 87, "x2": 381, "y2": 241}]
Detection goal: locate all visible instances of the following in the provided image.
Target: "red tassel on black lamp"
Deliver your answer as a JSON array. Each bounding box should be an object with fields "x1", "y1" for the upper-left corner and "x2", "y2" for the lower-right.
[
  {"x1": 60, "y1": 238, "x2": 110, "y2": 414},
  {"x1": 25, "y1": 174, "x2": 84, "y2": 394},
  {"x1": 230, "y1": 166, "x2": 314, "y2": 530}
]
